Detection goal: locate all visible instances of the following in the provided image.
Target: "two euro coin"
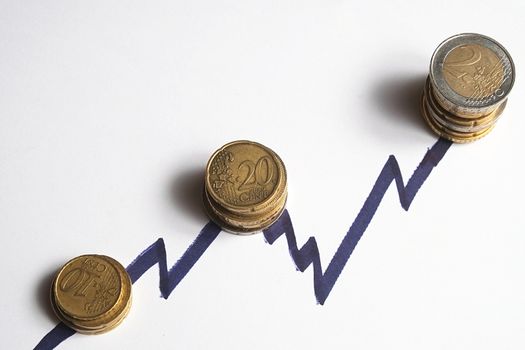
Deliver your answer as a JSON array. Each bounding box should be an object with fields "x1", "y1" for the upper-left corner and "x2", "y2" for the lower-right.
[{"x1": 422, "y1": 33, "x2": 515, "y2": 143}]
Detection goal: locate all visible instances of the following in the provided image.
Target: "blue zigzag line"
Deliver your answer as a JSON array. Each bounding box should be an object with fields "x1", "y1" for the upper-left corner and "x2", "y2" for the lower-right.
[
  {"x1": 34, "y1": 137, "x2": 451, "y2": 349},
  {"x1": 34, "y1": 222, "x2": 222, "y2": 350},
  {"x1": 263, "y1": 137, "x2": 452, "y2": 304}
]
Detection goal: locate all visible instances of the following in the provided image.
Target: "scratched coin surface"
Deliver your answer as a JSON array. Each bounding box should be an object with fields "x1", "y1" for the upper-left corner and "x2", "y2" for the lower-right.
[
  {"x1": 204, "y1": 140, "x2": 287, "y2": 234},
  {"x1": 51, "y1": 254, "x2": 132, "y2": 334},
  {"x1": 422, "y1": 33, "x2": 515, "y2": 143}
]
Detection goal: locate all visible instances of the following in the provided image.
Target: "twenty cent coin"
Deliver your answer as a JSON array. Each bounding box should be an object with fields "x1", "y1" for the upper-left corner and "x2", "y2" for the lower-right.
[{"x1": 204, "y1": 140, "x2": 287, "y2": 235}]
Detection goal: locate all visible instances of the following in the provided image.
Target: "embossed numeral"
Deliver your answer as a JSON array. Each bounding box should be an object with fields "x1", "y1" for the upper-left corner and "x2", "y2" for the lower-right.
[
  {"x1": 255, "y1": 156, "x2": 273, "y2": 185},
  {"x1": 238, "y1": 156, "x2": 273, "y2": 190},
  {"x1": 238, "y1": 160, "x2": 256, "y2": 190},
  {"x1": 60, "y1": 268, "x2": 98, "y2": 297},
  {"x1": 443, "y1": 45, "x2": 482, "y2": 79}
]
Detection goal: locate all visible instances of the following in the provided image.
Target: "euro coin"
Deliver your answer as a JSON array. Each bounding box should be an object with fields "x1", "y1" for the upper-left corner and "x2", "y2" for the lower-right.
[
  {"x1": 204, "y1": 140, "x2": 287, "y2": 235},
  {"x1": 50, "y1": 254, "x2": 132, "y2": 334},
  {"x1": 422, "y1": 33, "x2": 515, "y2": 142}
]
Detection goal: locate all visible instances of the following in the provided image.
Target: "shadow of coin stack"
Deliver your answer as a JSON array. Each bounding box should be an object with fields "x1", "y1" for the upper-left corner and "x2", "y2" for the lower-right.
[
  {"x1": 203, "y1": 140, "x2": 287, "y2": 235},
  {"x1": 421, "y1": 33, "x2": 515, "y2": 143}
]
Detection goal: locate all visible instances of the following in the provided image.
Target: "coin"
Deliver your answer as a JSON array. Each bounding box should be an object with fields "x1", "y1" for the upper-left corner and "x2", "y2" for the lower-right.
[
  {"x1": 206, "y1": 141, "x2": 285, "y2": 213},
  {"x1": 203, "y1": 140, "x2": 288, "y2": 234},
  {"x1": 421, "y1": 91, "x2": 495, "y2": 143},
  {"x1": 204, "y1": 187, "x2": 287, "y2": 233},
  {"x1": 422, "y1": 33, "x2": 515, "y2": 142},
  {"x1": 51, "y1": 254, "x2": 132, "y2": 334}
]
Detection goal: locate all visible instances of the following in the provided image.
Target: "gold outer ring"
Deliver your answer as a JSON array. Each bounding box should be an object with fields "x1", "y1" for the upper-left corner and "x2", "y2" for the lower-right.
[
  {"x1": 204, "y1": 186, "x2": 287, "y2": 233},
  {"x1": 52, "y1": 255, "x2": 123, "y2": 321}
]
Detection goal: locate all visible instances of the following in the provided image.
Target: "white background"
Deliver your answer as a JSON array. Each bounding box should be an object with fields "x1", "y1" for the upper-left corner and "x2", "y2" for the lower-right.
[{"x1": 1, "y1": 1, "x2": 524, "y2": 349}]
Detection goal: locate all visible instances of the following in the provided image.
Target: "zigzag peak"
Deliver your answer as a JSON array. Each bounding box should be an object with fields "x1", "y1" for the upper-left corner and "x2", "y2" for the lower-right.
[
  {"x1": 35, "y1": 138, "x2": 451, "y2": 349},
  {"x1": 264, "y1": 138, "x2": 452, "y2": 305}
]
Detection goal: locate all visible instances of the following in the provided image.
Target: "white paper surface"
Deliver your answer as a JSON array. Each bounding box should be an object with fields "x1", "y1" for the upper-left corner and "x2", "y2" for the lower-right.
[{"x1": 1, "y1": 1, "x2": 524, "y2": 349}]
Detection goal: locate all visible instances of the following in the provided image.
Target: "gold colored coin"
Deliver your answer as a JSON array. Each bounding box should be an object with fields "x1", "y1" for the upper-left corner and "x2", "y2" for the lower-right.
[
  {"x1": 204, "y1": 187, "x2": 287, "y2": 233},
  {"x1": 53, "y1": 255, "x2": 121, "y2": 319},
  {"x1": 206, "y1": 140, "x2": 284, "y2": 212},
  {"x1": 59, "y1": 256, "x2": 132, "y2": 332},
  {"x1": 51, "y1": 254, "x2": 132, "y2": 334},
  {"x1": 204, "y1": 140, "x2": 287, "y2": 235}
]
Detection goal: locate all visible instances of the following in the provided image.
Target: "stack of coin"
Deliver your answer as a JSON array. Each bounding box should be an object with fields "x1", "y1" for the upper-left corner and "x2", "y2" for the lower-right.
[
  {"x1": 203, "y1": 140, "x2": 287, "y2": 235},
  {"x1": 421, "y1": 33, "x2": 515, "y2": 143},
  {"x1": 51, "y1": 255, "x2": 132, "y2": 334}
]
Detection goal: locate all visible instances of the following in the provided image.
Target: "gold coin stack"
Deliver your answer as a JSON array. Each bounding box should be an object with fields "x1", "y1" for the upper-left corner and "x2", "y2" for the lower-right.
[
  {"x1": 203, "y1": 140, "x2": 287, "y2": 235},
  {"x1": 421, "y1": 33, "x2": 515, "y2": 143},
  {"x1": 51, "y1": 254, "x2": 132, "y2": 334}
]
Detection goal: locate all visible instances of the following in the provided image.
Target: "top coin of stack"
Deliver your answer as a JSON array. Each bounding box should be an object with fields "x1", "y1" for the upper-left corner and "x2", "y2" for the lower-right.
[
  {"x1": 421, "y1": 33, "x2": 515, "y2": 143},
  {"x1": 203, "y1": 140, "x2": 287, "y2": 235},
  {"x1": 51, "y1": 254, "x2": 132, "y2": 334}
]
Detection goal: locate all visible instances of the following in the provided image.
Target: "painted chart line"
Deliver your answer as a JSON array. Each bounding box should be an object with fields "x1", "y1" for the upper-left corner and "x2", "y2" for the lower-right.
[{"x1": 34, "y1": 137, "x2": 452, "y2": 349}]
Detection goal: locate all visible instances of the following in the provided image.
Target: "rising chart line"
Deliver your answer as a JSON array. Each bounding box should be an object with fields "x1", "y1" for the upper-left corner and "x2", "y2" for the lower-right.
[
  {"x1": 263, "y1": 137, "x2": 452, "y2": 304},
  {"x1": 34, "y1": 137, "x2": 452, "y2": 349}
]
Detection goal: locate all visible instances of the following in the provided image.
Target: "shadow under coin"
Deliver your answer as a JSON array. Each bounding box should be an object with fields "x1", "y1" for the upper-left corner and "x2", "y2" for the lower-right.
[
  {"x1": 370, "y1": 74, "x2": 433, "y2": 136},
  {"x1": 169, "y1": 167, "x2": 209, "y2": 224},
  {"x1": 36, "y1": 268, "x2": 59, "y2": 322}
]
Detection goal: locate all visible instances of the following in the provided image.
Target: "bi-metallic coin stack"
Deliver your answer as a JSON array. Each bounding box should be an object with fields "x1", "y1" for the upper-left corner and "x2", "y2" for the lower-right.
[
  {"x1": 421, "y1": 33, "x2": 515, "y2": 143},
  {"x1": 51, "y1": 255, "x2": 132, "y2": 334},
  {"x1": 204, "y1": 140, "x2": 287, "y2": 235}
]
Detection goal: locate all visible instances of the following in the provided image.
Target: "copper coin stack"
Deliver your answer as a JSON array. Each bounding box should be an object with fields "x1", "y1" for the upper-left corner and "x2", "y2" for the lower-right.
[
  {"x1": 421, "y1": 33, "x2": 515, "y2": 143},
  {"x1": 51, "y1": 255, "x2": 132, "y2": 334},
  {"x1": 203, "y1": 140, "x2": 287, "y2": 235}
]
